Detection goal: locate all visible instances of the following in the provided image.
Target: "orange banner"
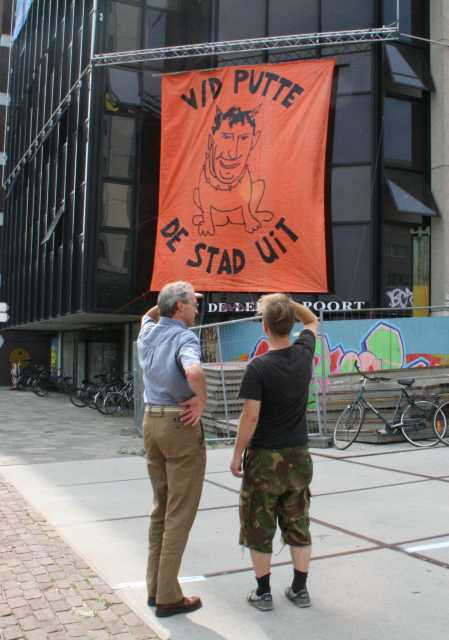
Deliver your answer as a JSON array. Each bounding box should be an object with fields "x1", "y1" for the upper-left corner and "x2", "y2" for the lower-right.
[{"x1": 151, "y1": 59, "x2": 335, "y2": 292}]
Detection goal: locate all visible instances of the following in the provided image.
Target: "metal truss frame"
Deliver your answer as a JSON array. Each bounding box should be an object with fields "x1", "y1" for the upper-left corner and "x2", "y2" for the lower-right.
[
  {"x1": 92, "y1": 26, "x2": 399, "y2": 67},
  {"x1": 4, "y1": 22, "x2": 400, "y2": 190}
]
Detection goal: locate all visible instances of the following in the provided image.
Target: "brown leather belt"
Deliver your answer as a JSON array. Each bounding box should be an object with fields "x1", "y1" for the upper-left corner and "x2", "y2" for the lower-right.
[{"x1": 145, "y1": 405, "x2": 181, "y2": 416}]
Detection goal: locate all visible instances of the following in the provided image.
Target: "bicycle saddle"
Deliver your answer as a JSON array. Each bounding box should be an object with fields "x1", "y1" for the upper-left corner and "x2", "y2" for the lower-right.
[{"x1": 397, "y1": 378, "x2": 415, "y2": 387}]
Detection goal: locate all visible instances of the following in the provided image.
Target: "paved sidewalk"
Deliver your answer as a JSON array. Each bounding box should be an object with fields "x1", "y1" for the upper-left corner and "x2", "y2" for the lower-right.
[
  {"x1": 0, "y1": 479, "x2": 156, "y2": 640},
  {"x1": 2, "y1": 387, "x2": 449, "y2": 639},
  {"x1": 0, "y1": 388, "x2": 142, "y2": 466}
]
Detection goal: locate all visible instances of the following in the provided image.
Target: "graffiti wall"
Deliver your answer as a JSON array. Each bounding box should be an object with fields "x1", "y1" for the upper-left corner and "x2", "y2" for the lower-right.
[{"x1": 217, "y1": 316, "x2": 449, "y2": 375}]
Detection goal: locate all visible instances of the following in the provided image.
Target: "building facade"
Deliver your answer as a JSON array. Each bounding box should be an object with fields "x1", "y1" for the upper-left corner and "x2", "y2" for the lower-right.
[{"x1": 0, "y1": 0, "x2": 446, "y2": 382}]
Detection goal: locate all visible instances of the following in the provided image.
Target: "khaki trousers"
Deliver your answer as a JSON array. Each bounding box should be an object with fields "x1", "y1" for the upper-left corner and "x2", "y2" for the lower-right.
[{"x1": 143, "y1": 412, "x2": 206, "y2": 605}]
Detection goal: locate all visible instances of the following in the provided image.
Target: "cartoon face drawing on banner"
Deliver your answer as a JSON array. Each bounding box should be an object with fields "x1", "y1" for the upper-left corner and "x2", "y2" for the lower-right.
[{"x1": 193, "y1": 105, "x2": 273, "y2": 236}]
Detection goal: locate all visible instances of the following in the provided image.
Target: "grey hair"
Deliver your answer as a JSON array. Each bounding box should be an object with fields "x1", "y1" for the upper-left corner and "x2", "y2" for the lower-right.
[{"x1": 158, "y1": 281, "x2": 194, "y2": 317}]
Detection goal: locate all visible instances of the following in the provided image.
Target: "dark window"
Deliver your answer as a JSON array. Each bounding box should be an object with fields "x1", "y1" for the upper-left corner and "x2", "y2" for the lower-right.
[
  {"x1": 384, "y1": 44, "x2": 434, "y2": 93},
  {"x1": 106, "y1": 2, "x2": 142, "y2": 52},
  {"x1": 0, "y1": 48, "x2": 9, "y2": 92},
  {"x1": 332, "y1": 224, "x2": 371, "y2": 301},
  {"x1": 383, "y1": 0, "x2": 426, "y2": 38},
  {"x1": 321, "y1": 0, "x2": 375, "y2": 31},
  {"x1": 384, "y1": 97, "x2": 424, "y2": 170},
  {"x1": 96, "y1": 231, "x2": 131, "y2": 308},
  {"x1": 144, "y1": 0, "x2": 211, "y2": 48},
  {"x1": 331, "y1": 166, "x2": 372, "y2": 222},
  {"x1": 324, "y1": 50, "x2": 372, "y2": 95},
  {"x1": 145, "y1": 8, "x2": 167, "y2": 49},
  {"x1": 268, "y1": 0, "x2": 318, "y2": 35},
  {"x1": 332, "y1": 94, "x2": 372, "y2": 164},
  {"x1": 382, "y1": 222, "x2": 413, "y2": 306},
  {"x1": 218, "y1": 0, "x2": 266, "y2": 40},
  {"x1": 385, "y1": 169, "x2": 439, "y2": 221},
  {"x1": 107, "y1": 68, "x2": 141, "y2": 108},
  {"x1": 142, "y1": 70, "x2": 162, "y2": 115},
  {"x1": 102, "y1": 183, "x2": 132, "y2": 229},
  {"x1": 102, "y1": 116, "x2": 136, "y2": 179}
]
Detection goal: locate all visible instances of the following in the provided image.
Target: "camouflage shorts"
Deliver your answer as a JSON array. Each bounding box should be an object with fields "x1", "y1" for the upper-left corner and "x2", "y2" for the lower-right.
[{"x1": 239, "y1": 447, "x2": 313, "y2": 554}]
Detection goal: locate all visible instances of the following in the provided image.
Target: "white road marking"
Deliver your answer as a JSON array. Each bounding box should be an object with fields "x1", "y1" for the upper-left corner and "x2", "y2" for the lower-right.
[
  {"x1": 113, "y1": 576, "x2": 207, "y2": 590},
  {"x1": 404, "y1": 540, "x2": 449, "y2": 553}
]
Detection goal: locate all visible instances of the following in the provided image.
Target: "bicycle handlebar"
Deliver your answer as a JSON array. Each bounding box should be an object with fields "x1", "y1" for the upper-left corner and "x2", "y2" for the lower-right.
[{"x1": 354, "y1": 362, "x2": 390, "y2": 383}]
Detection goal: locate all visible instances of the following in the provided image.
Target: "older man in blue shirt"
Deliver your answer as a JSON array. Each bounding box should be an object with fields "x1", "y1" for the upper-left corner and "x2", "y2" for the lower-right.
[{"x1": 137, "y1": 281, "x2": 207, "y2": 618}]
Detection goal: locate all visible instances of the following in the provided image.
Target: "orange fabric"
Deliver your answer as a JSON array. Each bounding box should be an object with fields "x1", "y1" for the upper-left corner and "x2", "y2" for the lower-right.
[{"x1": 150, "y1": 59, "x2": 335, "y2": 293}]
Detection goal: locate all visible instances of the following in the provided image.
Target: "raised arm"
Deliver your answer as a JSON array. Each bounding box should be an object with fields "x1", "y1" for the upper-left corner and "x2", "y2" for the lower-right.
[{"x1": 290, "y1": 300, "x2": 318, "y2": 336}]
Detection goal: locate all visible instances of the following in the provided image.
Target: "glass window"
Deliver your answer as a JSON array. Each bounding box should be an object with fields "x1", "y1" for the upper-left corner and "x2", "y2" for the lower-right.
[
  {"x1": 382, "y1": 222, "x2": 413, "y2": 307},
  {"x1": 321, "y1": 0, "x2": 375, "y2": 31},
  {"x1": 103, "y1": 116, "x2": 136, "y2": 178},
  {"x1": 324, "y1": 50, "x2": 372, "y2": 95},
  {"x1": 332, "y1": 224, "x2": 371, "y2": 301},
  {"x1": 97, "y1": 232, "x2": 130, "y2": 274},
  {"x1": 384, "y1": 44, "x2": 434, "y2": 93},
  {"x1": 383, "y1": 0, "x2": 425, "y2": 38},
  {"x1": 106, "y1": 2, "x2": 142, "y2": 52},
  {"x1": 142, "y1": 70, "x2": 162, "y2": 115},
  {"x1": 146, "y1": 8, "x2": 167, "y2": 48},
  {"x1": 332, "y1": 94, "x2": 372, "y2": 164},
  {"x1": 384, "y1": 97, "x2": 424, "y2": 170},
  {"x1": 107, "y1": 68, "x2": 141, "y2": 108},
  {"x1": 102, "y1": 183, "x2": 132, "y2": 229},
  {"x1": 268, "y1": 0, "x2": 318, "y2": 35},
  {"x1": 96, "y1": 232, "x2": 131, "y2": 308},
  {"x1": 385, "y1": 170, "x2": 439, "y2": 221},
  {"x1": 218, "y1": 0, "x2": 266, "y2": 40},
  {"x1": 331, "y1": 166, "x2": 372, "y2": 222}
]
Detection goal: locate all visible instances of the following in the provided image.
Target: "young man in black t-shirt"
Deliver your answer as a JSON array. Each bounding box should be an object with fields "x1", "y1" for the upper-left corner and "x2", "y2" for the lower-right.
[{"x1": 230, "y1": 294, "x2": 318, "y2": 611}]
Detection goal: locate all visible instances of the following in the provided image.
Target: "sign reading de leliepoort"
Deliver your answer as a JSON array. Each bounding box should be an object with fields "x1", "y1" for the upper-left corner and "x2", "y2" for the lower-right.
[{"x1": 151, "y1": 59, "x2": 335, "y2": 293}]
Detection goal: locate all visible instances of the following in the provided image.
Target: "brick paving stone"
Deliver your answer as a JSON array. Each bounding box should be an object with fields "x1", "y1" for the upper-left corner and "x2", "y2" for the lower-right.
[
  {"x1": 19, "y1": 584, "x2": 37, "y2": 592},
  {"x1": 19, "y1": 615, "x2": 40, "y2": 631},
  {"x1": 0, "y1": 615, "x2": 17, "y2": 629},
  {"x1": 48, "y1": 601, "x2": 71, "y2": 614},
  {"x1": 65, "y1": 622, "x2": 89, "y2": 637},
  {"x1": 5, "y1": 591, "x2": 23, "y2": 601},
  {"x1": 0, "y1": 605, "x2": 12, "y2": 617},
  {"x1": 8, "y1": 598, "x2": 27, "y2": 610},
  {"x1": 22, "y1": 591, "x2": 41, "y2": 602},
  {"x1": 24, "y1": 630, "x2": 47, "y2": 640},
  {"x1": 121, "y1": 613, "x2": 141, "y2": 628},
  {"x1": 106, "y1": 621, "x2": 128, "y2": 635},
  {"x1": 88, "y1": 631, "x2": 110, "y2": 640},
  {"x1": 28, "y1": 599, "x2": 47, "y2": 612},
  {"x1": 34, "y1": 608, "x2": 55, "y2": 622},
  {"x1": 3, "y1": 625, "x2": 24, "y2": 640},
  {"x1": 11, "y1": 606, "x2": 32, "y2": 620}
]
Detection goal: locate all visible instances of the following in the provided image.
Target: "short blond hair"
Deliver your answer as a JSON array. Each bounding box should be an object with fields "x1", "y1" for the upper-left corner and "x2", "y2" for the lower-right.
[{"x1": 258, "y1": 293, "x2": 295, "y2": 337}]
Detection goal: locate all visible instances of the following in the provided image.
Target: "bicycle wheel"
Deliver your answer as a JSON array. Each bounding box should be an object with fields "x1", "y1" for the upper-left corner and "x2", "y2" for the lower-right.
[
  {"x1": 334, "y1": 403, "x2": 364, "y2": 450},
  {"x1": 400, "y1": 400, "x2": 441, "y2": 448},
  {"x1": 32, "y1": 380, "x2": 49, "y2": 397},
  {"x1": 103, "y1": 392, "x2": 121, "y2": 415},
  {"x1": 70, "y1": 389, "x2": 88, "y2": 408},
  {"x1": 434, "y1": 401, "x2": 449, "y2": 446}
]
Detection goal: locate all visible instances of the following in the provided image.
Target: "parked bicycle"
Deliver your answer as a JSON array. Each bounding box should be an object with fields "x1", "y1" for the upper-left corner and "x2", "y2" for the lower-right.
[
  {"x1": 15, "y1": 362, "x2": 44, "y2": 390},
  {"x1": 101, "y1": 375, "x2": 134, "y2": 416},
  {"x1": 32, "y1": 370, "x2": 75, "y2": 397},
  {"x1": 434, "y1": 399, "x2": 449, "y2": 447},
  {"x1": 333, "y1": 364, "x2": 447, "y2": 450}
]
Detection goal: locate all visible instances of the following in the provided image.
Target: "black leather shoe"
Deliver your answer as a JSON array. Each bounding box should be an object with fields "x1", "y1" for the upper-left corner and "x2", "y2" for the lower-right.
[
  {"x1": 147, "y1": 596, "x2": 156, "y2": 607},
  {"x1": 155, "y1": 596, "x2": 202, "y2": 618}
]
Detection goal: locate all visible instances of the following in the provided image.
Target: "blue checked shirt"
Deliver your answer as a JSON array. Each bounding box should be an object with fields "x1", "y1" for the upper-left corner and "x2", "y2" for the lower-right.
[{"x1": 137, "y1": 316, "x2": 201, "y2": 405}]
